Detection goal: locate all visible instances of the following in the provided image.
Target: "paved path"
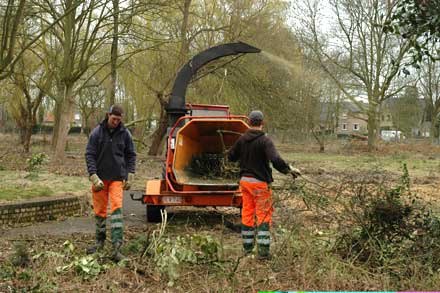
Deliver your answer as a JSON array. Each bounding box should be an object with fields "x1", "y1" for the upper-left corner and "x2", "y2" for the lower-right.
[
  {"x1": 0, "y1": 191, "x2": 147, "y2": 239},
  {"x1": 0, "y1": 188, "x2": 244, "y2": 239}
]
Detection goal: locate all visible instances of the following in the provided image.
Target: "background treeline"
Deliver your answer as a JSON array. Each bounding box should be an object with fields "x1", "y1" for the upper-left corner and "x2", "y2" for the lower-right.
[{"x1": 0, "y1": 0, "x2": 439, "y2": 158}]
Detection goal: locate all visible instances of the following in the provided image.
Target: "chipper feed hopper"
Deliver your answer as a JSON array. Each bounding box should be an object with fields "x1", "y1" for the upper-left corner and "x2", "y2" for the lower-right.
[{"x1": 132, "y1": 42, "x2": 261, "y2": 222}]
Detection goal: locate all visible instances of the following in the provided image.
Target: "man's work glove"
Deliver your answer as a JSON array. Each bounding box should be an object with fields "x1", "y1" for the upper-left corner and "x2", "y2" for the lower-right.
[
  {"x1": 90, "y1": 174, "x2": 104, "y2": 191},
  {"x1": 123, "y1": 173, "x2": 134, "y2": 190},
  {"x1": 288, "y1": 164, "x2": 302, "y2": 179}
]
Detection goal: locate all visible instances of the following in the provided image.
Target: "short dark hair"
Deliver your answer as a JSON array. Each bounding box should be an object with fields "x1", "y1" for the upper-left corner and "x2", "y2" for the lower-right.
[
  {"x1": 109, "y1": 104, "x2": 124, "y2": 116},
  {"x1": 248, "y1": 110, "x2": 264, "y2": 126}
]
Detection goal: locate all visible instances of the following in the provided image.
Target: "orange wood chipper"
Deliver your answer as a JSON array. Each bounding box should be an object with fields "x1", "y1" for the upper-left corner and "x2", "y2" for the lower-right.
[{"x1": 131, "y1": 42, "x2": 261, "y2": 222}]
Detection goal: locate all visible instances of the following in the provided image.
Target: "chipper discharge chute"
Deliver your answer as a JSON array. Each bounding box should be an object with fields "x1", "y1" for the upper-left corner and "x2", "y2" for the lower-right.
[{"x1": 130, "y1": 42, "x2": 261, "y2": 222}]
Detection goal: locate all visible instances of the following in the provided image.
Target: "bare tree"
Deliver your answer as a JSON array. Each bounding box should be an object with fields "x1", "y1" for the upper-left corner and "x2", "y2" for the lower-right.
[
  {"x1": 118, "y1": 0, "x2": 302, "y2": 155},
  {"x1": 389, "y1": 85, "x2": 421, "y2": 138},
  {"x1": 0, "y1": 0, "x2": 26, "y2": 80},
  {"x1": 145, "y1": 0, "x2": 283, "y2": 155},
  {"x1": 295, "y1": 0, "x2": 413, "y2": 151},
  {"x1": 44, "y1": 0, "x2": 168, "y2": 161},
  {"x1": 135, "y1": 0, "x2": 235, "y2": 156},
  {"x1": 34, "y1": 0, "x2": 145, "y2": 162},
  {"x1": 50, "y1": 0, "x2": 109, "y2": 162},
  {"x1": 145, "y1": 0, "x2": 192, "y2": 156},
  {"x1": 6, "y1": 51, "x2": 53, "y2": 152},
  {"x1": 419, "y1": 59, "x2": 440, "y2": 140},
  {"x1": 77, "y1": 79, "x2": 105, "y2": 137},
  {"x1": 0, "y1": 0, "x2": 83, "y2": 80},
  {"x1": 108, "y1": 0, "x2": 119, "y2": 107}
]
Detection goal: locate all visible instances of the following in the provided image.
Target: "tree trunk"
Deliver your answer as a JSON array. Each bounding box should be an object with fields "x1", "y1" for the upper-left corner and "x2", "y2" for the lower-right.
[
  {"x1": 312, "y1": 131, "x2": 325, "y2": 153},
  {"x1": 21, "y1": 109, "x2": 36, "y2": 153},
  {"x1": 375, "y1": 118, "x2": 381, "y2": 142},
  {"x1": 19, "y1": 127, "x2": 25, "y2": 145},
  {"x1": 109, "y1": 0, "x2": 119, "y2": 107},
  {"x1": 178, "y1": 0, "x2": 191, "y2": 63},
  {"x1": 148, "y1": 103, "x2": 168, "y2": 156},
  {"x1": 53, "y1": 85, "x2": 75, "y2": 162},
  {"x1": 51, "y1": 100, "x2": 62, "y2": 148},
  {"x1": 367, "y1": 105, "x2": 377, "y2": 151},
  {"x1": 431, "y1": 106, "x2": 440, "y2": 143},
  {"x1": 82, "y1": 114, "x2": 91, "y2": 138},
  {"x1": 23, "y1": 124, "x2": 33, "y2": 153},
  {"x1": 0, "y1": 0, "x2": 26, "y2": 80}
]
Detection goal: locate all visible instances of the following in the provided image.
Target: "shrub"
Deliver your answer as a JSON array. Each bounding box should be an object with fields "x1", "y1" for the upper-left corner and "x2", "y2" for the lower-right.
[
  {"x1": 25, "y1": 153, "x2": 48, "y2": 172},
  {"x1": 333, "y1": 163, "x2": 440, "y2": 275},
  {"x1": 140, "y1": 211, "x2": 221, "y2": 286}
]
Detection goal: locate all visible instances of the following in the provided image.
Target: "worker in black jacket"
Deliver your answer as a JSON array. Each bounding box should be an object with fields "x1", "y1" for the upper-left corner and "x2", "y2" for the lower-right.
[
  {"x1": 228, "y1": 110, "x2": 300, "y2": 259},
  {"x1": 85, "y1": 104, "x2": 136, "y2": 262}
]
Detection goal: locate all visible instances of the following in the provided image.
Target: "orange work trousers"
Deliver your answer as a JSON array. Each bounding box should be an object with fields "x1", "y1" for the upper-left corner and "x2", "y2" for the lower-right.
[
  {"x1": 92, "y1": 180, "x2": 123, "y2": 218},
  {"x1": 240, "y1": 180, "x2": 273, "y2": 227}
]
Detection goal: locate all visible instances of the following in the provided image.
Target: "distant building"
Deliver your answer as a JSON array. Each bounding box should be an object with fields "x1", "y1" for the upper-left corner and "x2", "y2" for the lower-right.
[
  {"x1": 379, "y1": 111, "x2": 393, "y2": 130},
  {"x1": 335, "y1": 101, "x2": 368, "y2": 136},
  {"x1": 73, "y1": 112, "x2": 81, "y2": 127},
  {"x1": 42, "y1": 111, "x2": 82, "y2": 127},
  {"x1": 43, "y1": 112, "x2": 55, "y2": 125},
  {"x1": 326, "y1": 98, "x2": 431, "y2": 140}
]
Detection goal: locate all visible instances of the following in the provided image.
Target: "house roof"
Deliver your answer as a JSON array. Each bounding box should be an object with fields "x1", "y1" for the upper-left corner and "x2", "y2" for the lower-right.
[
  {"x1": 341, "y1": 101, "x2": 367, "y2": 113},
  {"x1": 320, "y1": 100, "x2": 367, "y2": 121}
]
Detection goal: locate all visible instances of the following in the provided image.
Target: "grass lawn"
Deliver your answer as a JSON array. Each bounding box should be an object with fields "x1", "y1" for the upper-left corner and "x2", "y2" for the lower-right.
[
  {"x1": 0, "y1": 170, "x2": 89, "y2": 203},
  {"x1": 2, "y1": 136, "x2": 440, "y2": 291},
  {"x1": 283, "y1": 151, "x2": 440, "y2": 177}
]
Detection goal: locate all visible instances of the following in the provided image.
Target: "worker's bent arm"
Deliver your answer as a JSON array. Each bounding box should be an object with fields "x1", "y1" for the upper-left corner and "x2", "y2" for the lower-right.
[{"x1": 265, "y1": 138, "x2": 289, "y2": 174}]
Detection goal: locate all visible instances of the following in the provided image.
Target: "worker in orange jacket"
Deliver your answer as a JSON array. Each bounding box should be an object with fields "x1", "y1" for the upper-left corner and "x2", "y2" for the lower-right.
[
  {"x1": 228, "y1": 110, "x2": 300, "y2": 259},
  {"x1": 85, "y1": 104, "x2": 136, "y2": 262}
]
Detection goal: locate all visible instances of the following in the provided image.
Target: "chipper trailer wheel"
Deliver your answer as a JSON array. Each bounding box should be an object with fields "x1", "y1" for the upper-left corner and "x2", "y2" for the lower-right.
[{"x1": 146, "y1": 205, "x2": 165, "y2": 223}]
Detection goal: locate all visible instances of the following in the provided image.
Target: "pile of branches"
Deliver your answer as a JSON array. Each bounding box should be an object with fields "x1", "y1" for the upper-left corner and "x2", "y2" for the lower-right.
[
  {"x1": 333, "y1": 165, "x2": 440, "y2": 275},
  {"x1": 189, "y1": 153, "x2": 240, "y2": 180},
  {"x1": 286, "y1": 164, "x2": 440, "y2": 276}
]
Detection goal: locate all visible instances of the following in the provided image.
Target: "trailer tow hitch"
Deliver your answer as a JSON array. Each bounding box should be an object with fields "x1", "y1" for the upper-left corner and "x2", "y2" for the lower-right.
[{"x1": 128, "y1": 190, "x2": 144, "y2": 202}]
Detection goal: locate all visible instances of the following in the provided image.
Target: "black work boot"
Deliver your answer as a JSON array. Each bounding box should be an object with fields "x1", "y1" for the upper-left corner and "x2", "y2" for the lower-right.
[
  {"x1": 86, "y1": 240, "x2": 105, "y2": 254},
  {"x1": 111, "y1": 242, "x2": 127, "y2": 262}
]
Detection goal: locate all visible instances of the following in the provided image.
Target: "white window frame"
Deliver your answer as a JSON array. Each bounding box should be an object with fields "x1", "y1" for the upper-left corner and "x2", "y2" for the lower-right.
[
  {"x1": 342, "y1": 123, "x2": 348, "y2": 131},
  {"x1": 353, "y1": 123, "x2": 359, "y2": 131}
]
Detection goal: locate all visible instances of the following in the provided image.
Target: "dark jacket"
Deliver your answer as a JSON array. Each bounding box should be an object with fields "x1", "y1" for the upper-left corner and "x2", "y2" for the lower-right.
[
  {"x1": 228, "y1": 129, "x2": 289, "y2": 183},
  {"x1": 85, "y1": 119, "x2": 136, "y2": 180}
]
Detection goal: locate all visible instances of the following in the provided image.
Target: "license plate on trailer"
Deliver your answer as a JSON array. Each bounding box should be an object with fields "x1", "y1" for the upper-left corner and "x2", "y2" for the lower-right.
[{"x1": 161, "y1": 196, "x2": 182, "y2": 204}]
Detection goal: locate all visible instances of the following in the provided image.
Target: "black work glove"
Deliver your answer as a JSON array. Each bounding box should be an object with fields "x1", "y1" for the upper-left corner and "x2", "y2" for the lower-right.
[{"x1": 288, "y1": 164, "x2": 302, "y2": 179}]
